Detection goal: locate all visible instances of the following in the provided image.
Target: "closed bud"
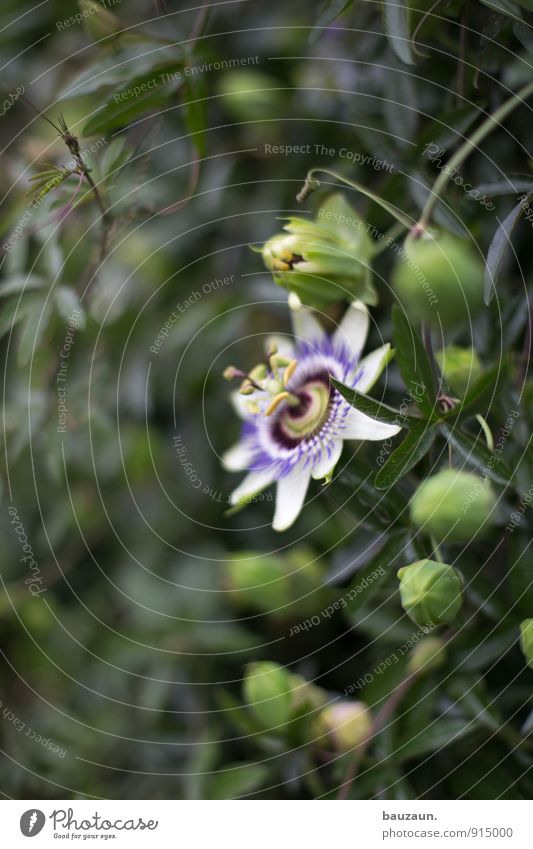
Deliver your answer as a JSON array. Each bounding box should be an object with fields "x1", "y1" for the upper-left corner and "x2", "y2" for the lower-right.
[
  {"x1": 519, "y1": 619, "x2": 533, "y2": 669},
  {"x1": 435, "y1": 346, "x2": 483, "y2": 396},
  {"x1": 261, "y1": 193, "x2": 375, "y2": 308},
  {"x1": 243, "y1": 661, "x2": 294, "y2": 729},
  {"x1": 316, "y1": 701, "x2": 372, "y2": 751},
  {"x1": 397, "y1": 560, "x2": 463, "y2": 628},
  {"x1": 410, "y1": 469, "x2": 496, "y2": 542},
  {"x1": 78, "y1": 1, "x2": 122, "y2": 42},
  {"x1": 407, "y1": 636, "x2": 446, "y2": 674},
  {"x1": 392, "y1": 230, "x2": 484, "y2": 328}
]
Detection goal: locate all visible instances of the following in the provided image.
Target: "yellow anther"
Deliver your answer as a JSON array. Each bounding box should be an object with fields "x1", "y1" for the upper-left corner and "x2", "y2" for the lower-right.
[
  {"x1": 265, "y1": 391, "x2": 290, "y2": 416},
  {"x1": 283, "y1": 359, "x2": 298, "y2": 386}
]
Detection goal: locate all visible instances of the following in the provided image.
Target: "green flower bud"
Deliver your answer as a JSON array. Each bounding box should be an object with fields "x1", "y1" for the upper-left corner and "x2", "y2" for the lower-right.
[
  {"x1": 78, "y1": 1, "x2": 121, "y2": 42},
  {"x1": 435, "y1": 346, "x2": 483, "y2": 396},
  {"x1": 519, "y1": 619, "x2": 533, "y2": 669},
  {"x1": 261, "y1": 193, "x2": 375, "y2": 308},
  {"x1": 392, "y1": 230, "x2": 484, "y2": 328},
  {"x1": 243, "y1": 662, "x2": 294, "y2": 729},
  {"x1": 225, "y1": 549, "x2": 326, "y2": 617},
  {"x1": 407, "y1": 636, "x2": 446, "y2": 674},
  {"x1": 316, "y1": 702, "x2": 372, "y2": 751},
  {"x1": 410, "y1": 469, "x2": 496, "y2": 542},
  {"x1": 397, "y1": 560, "x2": 463, "y2": 627},
  {"x1": 218, "y1": 71, "x2": 284, "y2": 121}
]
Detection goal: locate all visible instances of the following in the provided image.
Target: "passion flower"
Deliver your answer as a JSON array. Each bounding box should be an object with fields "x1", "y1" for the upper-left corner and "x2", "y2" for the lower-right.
[
  {"x1": 223, "y1": 296, "x2": 400, "y2": 531},
  {"x1": 261, "y1": 193, "x2": 375, "y2": 307},
  {"x1": 410, "y1": 468, "x2": 496, "y2": 542},
  {"x1": 398, "y1": 560, "x2": 463, "y2": 628},
  {"x1": 392, "y1": 230, "x2": 484, "y2": 328}
]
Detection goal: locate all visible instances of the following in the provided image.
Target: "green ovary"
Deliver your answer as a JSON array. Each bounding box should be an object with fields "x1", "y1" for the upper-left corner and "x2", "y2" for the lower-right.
[{"x1": 279, "y1": 380, "x2": 330, "y2": 439}]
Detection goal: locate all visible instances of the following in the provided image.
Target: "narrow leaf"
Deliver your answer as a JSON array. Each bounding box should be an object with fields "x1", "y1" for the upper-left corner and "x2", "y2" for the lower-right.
[
  {"x1": 374, "y1": 420, "x2": 438, "y2": 490},
  {"x1": 382, "y1": 0, "x2": 416, "y2": 65},
  {"x1": 484, "y1": 195, "x2": 530, "y2": 305},
  {"x1": 391, "y1": 305, "x2": 437, "y2": 418},
  {"x1": 309, "y1": 0, "x2": 355, "y2": 44},
  {"x1": 331, "y1": 377, "x2": 415, "y2": 428},
  {"x1": 441, "y1": 425, "x2": 513, "y2": 484}
]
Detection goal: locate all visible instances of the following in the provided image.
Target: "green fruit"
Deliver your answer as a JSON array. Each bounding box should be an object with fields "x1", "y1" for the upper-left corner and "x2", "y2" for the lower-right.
[
  {"x1": 218, "y1": 71, "x2": 284, "y2": 121},
  {"x1": 519, "y1": 619, "x2": 533, "y2": 669},
  {"x1": 392, "y1": 231, "x2": 484, "y2": 328},
  {"x1": 397, "y1": 560, "x2": 463, "y2": 627},
  {"x1": 243, "y1": 662, "x2": 294, "y2": 729},
  {"x1": 407, "y1": 637, "x2": 446, "y2": 674},
  {"x1": 410, "y1": 469, "x2": 496, "y2": 542},
  {"x1": 317, "y1": 701, "x2": 372, "y2": 751},
  {"x1": 435, "y1": 346, "x2": 482, "y2": 396},
  {"x1": 78, "y1": 1, "x2": 121, "y2": 41}
]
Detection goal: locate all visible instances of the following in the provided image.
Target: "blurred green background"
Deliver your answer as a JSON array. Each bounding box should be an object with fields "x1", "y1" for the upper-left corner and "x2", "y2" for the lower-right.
[{"x1": 0, "y1": 0, "x2": 532, "y2": 799}]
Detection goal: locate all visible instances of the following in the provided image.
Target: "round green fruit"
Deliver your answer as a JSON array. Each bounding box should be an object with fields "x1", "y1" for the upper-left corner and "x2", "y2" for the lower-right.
[
  {"x1": 435, "y1": 346, "x2": 482, "y2": 396},
  {"x1": 316, "y1": 701, "x2": 372, "y2": 751},
  {"x1": 397, "y1": 560, "x2": 463, "y2": 628},
  {"x1": 410, "y1": 469, "x2": 496, "y2": 542},
  {"x1": 392, "y1": 231, "x2": 484, "y2": 328}
]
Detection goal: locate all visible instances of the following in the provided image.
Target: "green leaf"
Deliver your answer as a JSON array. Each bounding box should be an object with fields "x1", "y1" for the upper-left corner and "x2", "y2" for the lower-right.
[
  {"x1": 391, "y1": 305, "x2": 437, "y2": 419},
  {"x1": 82, "y1": 60, "x2": 184, "y2": 136},
  {"x1": 382, "y1": 0, "x2": 416, "y2": 65},
  {"x1": 331, "y1": 377, "x2": 415, "y2": 428},
  {"x1": 374, "y1": 420, "x2": 439, "y2": 490},
  {"x1": 344, "y1": 530, "x2": 408, "y2": 615},
  {"x1": 484, "y1": 196, "x2": 530, "y2": 305},
  {"x1": 0, "y1": 275, "x2": 47, "y2": 298},
  {"x1": 395, "y1": 717, "x2": 477, "y2": 761},
  {"x1": 58, "y1": 46, "x2": 183, "y2": 99},
  {"x1": 0, "y1": 294, "x2": 44, "y2": 340},
  {"x1": 18, "y1": 300, "x2": 52, "y2": 366},
  {"x1": 55, "y1": 286, "x2": 86, "y2": 330},
  {"x1": 309, "y1": 0, "x2": 355, "y2": 44},
  {"x1": 209, "y1": 762, "x2": 269, "y2": 799},
  {"x1": 479, "y1": 0, "x2": 523, "y2": 16},
  {"x1": 441, "y1": 424, "x2": 513, "y2": 485}
]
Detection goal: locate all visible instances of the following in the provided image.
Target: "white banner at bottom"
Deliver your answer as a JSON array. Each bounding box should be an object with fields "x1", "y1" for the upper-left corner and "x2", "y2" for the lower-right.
[{"x1": 0, "y1": 800, "x2": 530, "y2": 848}]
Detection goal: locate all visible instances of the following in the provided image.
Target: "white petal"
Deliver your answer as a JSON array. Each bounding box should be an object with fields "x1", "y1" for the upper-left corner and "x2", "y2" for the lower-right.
[
  {"x1": 354, "y1": 344, "x2": 393, "y2": 393},
  {"x1": 272, "y1": 466, "x2": 312, "y2": 531},
  {"x1": 230, "y1": 469, "x2": 275, "y2": 505},
  {"x1": 333, "y1": 300, "x2": 369, "y2": 359},
  {"x1": 222, "y1": 441, "x2": 255, "y2": 472},
  {"x1": 231, "y1": 389, "x2": 262, "y2": 420},
  {"x1": 289, "y1": 298, "x2": 325, "y2": 347},
  {"x1": 342, "y1": 408, "x2": 401, "y2": 441},
  {"x1": 265, "y1": 334, "x2": 295, "y2": 359},
  {"x1": 311, "y1": 438, "x2": 343, "y2": 480}
]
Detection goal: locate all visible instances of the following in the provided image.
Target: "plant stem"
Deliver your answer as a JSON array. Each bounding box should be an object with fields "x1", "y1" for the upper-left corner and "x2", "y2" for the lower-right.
[
  {"x1": 417, "y1": 80, "x2": 533, "y2": 231},
  {"x1": 300, "y1": 168, "x2": 414, "y2": 229},
  {"x1": 337, "y1": 671, "x2": 419, "y2": 799}
]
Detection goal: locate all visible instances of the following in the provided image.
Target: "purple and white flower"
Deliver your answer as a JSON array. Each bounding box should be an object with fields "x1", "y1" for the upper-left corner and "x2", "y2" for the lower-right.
[{"x1": 223, "y1": 296, "x2": 401, "y2": 531}]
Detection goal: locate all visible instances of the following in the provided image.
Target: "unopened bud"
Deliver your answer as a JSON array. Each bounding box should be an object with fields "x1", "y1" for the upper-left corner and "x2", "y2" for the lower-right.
[
  {"x1": 398, "y1": 560, "x2": 463, "y2": 628},
  {"x1": 243, "y1": 662, "x2": 294, "y2": 729},
  {"x1": 316, "y1": 701, "x2": 372, "y2": 752},
  {"x1": 407, "y1": 637, "x2": 446, "y2": 675},
  {"x1": 520, "y1": 619, "x2": 533, "y2": 669},
  {"x1": 410, "y1": 469, "x2": 496, "y2": 542},
  {"x1": 78, "y1": 1, "x2": 122, "y2": 42}
]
